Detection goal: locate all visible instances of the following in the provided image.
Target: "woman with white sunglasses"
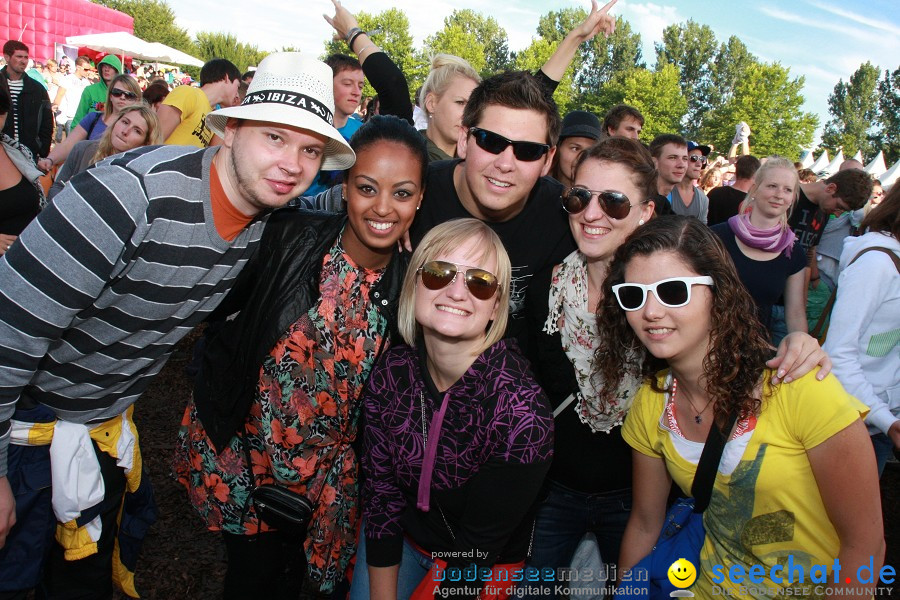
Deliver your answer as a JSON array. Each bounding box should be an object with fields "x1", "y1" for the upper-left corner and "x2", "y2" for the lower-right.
[
  {"x1": 595, "y1": 216, "x2": 882, "y2": 599},
  {"x1": 352, "y1": 218, "x2": 553, "y2": 600},
  {"x1": 522, "y1": 139, "x2": 828, "y2": 597}
]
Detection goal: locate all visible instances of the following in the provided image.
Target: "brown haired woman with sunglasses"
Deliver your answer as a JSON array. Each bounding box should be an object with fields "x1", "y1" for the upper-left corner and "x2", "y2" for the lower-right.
[
  {"x1": 351, "y1": 218, "x2": 553, "y2": 600},
  {"x1": 522, "y1": 138, "x2": 832, "y2": 597},
  {"x1": 38, "y1": 74, "x2": 143, "y2": 172}
]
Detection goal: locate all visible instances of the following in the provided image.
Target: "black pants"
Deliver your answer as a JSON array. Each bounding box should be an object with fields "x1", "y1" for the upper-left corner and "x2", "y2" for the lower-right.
[{"x1": 222, "y1": 530, "x2": 307, "y2": 600}]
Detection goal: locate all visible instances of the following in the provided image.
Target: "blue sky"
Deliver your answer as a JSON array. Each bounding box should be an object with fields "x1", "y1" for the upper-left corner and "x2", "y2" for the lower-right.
[{"x1": 169, "y1": 0, "x2": 900, "y2": 145}]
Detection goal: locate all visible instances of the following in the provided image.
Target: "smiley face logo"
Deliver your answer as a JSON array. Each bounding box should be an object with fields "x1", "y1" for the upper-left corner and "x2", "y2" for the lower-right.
[{"x1": 668, "y1": 558, "x2": 697, "y2": 588}]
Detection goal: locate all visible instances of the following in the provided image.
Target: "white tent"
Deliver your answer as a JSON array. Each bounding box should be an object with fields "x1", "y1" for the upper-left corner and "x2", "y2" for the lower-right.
[
  {"x1": 851, "y1": 150, "x2": 863, "y2": 163},
  {"x1": 822, "y1": 149, "x2": 844, "y2": 177},
  {"x1": 864, "y1": 151, "x2": 887, "y2": 178},
  {"x1": 809, "y1": 150, "x2": 830, "y2": 174},
  {"x1": 880, "y1": 159, "x2": 900, "y2": 190},
  {"x1": 800, "y1": 150, "x2": 815, "y2": 168},
  {"x1": 66, "y1": 32, "x2": 203, "y2": 67}
]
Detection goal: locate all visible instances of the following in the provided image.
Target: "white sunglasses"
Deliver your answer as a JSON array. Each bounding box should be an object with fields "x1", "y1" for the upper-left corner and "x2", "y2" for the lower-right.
[{"x1": 612, "y1": 276, "x2": 714, "y2": 311}]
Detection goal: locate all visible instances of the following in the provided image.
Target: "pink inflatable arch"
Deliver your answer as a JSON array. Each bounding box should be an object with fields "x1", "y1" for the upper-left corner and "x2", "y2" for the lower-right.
[{"x1": 1, "y1": 0, "x2": 133, "y2": 61}]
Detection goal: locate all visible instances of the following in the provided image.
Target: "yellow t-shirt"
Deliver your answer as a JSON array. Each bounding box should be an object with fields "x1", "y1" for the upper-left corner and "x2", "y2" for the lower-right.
[
  {"x1": 622, "y1": 371, "x2": 868, "y2": 600},
  {"x1": 162, "y1": 85, "x2": 213, "y2": 148}
]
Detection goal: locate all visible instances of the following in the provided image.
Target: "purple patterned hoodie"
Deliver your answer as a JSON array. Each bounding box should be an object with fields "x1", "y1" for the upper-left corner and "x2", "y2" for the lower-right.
[{"x1": 361, "y1": 338, "x2": 553, "y2": 576}]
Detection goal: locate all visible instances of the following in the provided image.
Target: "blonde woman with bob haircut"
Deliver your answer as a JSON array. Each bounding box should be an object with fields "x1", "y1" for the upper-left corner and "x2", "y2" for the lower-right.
[
  {"x1": 418, "y1": 54, "x2": 481, "y2": 162},
  {"x1": 351, "y1": 218, "x2": 553, "y2": 600},
  {"x1": 711, "y1": 156, "x2": 808, "y2": 340},
  {"x1": 49, "y1": 103, "x2": 162, "y2": 200}
]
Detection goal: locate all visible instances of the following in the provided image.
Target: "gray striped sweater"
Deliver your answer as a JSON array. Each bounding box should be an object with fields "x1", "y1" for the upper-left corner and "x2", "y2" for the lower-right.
[{"x1": 0, "y1": 144, "x2": 267, "y2": 477}]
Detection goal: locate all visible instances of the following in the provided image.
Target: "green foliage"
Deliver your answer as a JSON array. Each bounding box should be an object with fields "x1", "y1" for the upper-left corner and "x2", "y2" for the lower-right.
[
  {"x1": 699, "y1": 62, "x2": 818, "y2": 159},
  {"x1": 514, "y1": 38, "x2": 577, "y2": 115},
  {"x1": 444, "y1": 10, "x2": 512, "y2": 75},
  {"x1": 193, "y1": 32, "x2": 268, "y2": 73},
  {"x1": 821, "y1": 61, "x2": 881, "y2": 160},
  {"x1": 92, "y1": 0, "x2": 195, "y2": 56},
  {"x1": 654, "y1": 20, "x2": 718, "y2": 136},
  {"x1": 422, "y1": 24, "x2": 487, "y2": 77},
  {"x1": 324, "y1": 9, "x2": 418, "y2": 98},
  {"x1": 876, "y1": 66, "x2": 900, "y2": 164}
]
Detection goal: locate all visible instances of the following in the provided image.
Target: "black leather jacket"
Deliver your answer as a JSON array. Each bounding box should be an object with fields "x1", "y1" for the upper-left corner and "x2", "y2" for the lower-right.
[{"x1": 193, "y1": 208, "x2": 409, "y2": 451}]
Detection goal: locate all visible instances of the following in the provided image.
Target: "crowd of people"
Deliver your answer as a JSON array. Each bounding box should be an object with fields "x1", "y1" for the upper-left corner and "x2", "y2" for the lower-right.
[{"x1": 0, "y1": 0, "x2": 896, "y2": 599}]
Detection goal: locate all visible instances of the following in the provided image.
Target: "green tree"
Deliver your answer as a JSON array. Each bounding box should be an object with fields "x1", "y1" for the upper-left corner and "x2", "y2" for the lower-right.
[
  {"x1": 876, "y1": 66, "x2": 900, "y2": 164},
  {"x1": 422, "y1": 24, "x2": 487, "y2": 77},
  {"x1": 92, "y1": 0, "x2": 195, "y2": 55},
  {"x1": 699, "y1": 62, "x2": 818, "y2": 159},
  {"x1": 821, "y1": 61, "x2": 881, "y2": 160},
  {"x1": 514, "y1": 38, "x2": 577, "y2": 114},
  {"x1": 712, "y1": 36, "x2": 756, "y2": 105},
  {"x1": 654, "y1": 20, "x2": 719, "y2": 136},
  {"x1": 444, "y1": 10, "x2": 512, "y2": 74},
  {"x1": 535, "y1": 10, "x2": 642, "y2": 94},
  {"x1": 193, "y1": 32, "x2": 267, "y2": 73},
  {"x1": 324, "y1": 9, "x2": 418, "y2": 97}
]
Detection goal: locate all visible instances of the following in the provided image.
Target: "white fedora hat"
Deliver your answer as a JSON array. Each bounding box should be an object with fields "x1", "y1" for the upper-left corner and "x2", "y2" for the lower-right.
[{"x1": 206, "y1": 53, "x2": 355, "y2": 171}]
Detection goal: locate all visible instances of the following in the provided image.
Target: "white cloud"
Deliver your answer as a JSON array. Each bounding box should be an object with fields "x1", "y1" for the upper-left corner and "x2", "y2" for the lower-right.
[
  {"x1": 615, "y1": 2, "x2": 681, "y2": 63},
  {"x1": 804, "y1": 0, "x2": 898, "y2": 34}
]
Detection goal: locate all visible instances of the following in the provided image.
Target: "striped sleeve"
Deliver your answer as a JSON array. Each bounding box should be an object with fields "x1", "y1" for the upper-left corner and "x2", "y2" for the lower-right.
[{"x1": 0, "y1": 165, "x2": 145, "y2": 477}]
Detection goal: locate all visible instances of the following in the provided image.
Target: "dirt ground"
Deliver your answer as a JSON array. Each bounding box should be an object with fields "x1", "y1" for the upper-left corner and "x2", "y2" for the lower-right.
[{"x1": 123, "y1": 333, "x2": 900, "y2": 600}]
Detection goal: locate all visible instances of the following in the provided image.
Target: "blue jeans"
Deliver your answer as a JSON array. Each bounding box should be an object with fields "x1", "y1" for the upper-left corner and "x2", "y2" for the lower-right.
[
  {"x1": 349, "y1": 525, "x2": 436, "y2": 600},
  {"x1": 871, "y1": 432, "x2": 894, "y2": 477},
  {"x1": 522, "y1": 481, "x2": 632, "y2": 599}
]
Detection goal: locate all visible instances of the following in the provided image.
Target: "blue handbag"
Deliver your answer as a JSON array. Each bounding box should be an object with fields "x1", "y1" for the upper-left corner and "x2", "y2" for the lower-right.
[{"x1": 616, "y1": 412, "x2": 737, "y2": 600}]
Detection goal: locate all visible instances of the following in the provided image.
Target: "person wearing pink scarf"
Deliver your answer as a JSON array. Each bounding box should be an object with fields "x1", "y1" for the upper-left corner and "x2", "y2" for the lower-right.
[{"x1": 711, "y1": 156, "x2": 808, "y2": 340}]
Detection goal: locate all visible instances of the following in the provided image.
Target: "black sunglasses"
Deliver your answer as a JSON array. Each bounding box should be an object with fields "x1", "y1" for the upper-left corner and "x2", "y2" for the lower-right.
[
  {"x1": 418, "y1": 260, "x2": 500, "y2": 301},
  {"x1": 469, "y1": 127, "x2": 550, "y2": 162},
  {"x1": 110, "y1": 88, "x2": 138, "y2": 100},
  {"x1": 561, "y1": 187, "x2": 641, "y2": 220}
]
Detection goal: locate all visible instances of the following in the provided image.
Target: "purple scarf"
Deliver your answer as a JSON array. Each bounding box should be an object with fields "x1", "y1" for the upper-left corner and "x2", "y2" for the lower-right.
[{"x1": 728, "y1": 213, "x2": 796, "y2": 258}]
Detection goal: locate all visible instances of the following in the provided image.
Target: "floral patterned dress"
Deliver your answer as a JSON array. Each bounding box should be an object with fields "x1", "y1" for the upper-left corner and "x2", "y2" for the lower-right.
[{"x1": 174, "y1": 233, "x2": 387, "y2": 592}]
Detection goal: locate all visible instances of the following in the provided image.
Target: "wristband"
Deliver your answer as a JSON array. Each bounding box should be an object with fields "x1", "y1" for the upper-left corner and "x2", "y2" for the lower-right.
[{"x1": 345, "y1": 27, "x2": 362, "y2": 42}]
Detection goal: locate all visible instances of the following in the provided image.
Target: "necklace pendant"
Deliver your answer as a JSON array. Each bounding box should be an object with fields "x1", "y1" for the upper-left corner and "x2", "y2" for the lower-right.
[{"x1": 694, "y1": 415, "x2": 702, "y2": 424}]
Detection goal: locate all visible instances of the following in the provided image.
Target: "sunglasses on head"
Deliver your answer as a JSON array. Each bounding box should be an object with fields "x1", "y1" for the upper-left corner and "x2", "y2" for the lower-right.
[
  {"x1": 418, "y1": 260, "x2": 500, "y2": 301},
  {"x1": 611, "y1": 276, "x2": 714, "y2": 311},
  {"x1": 561, "y1": 187, "x2": 641, "y2": 220},
  {"x1": 689, "y1": 155, "x2": 708, "y2": 165},
  {"x1": 110, "y1": 88, "x2": 138, "y2": 100},
  {"x1": 469, "y1": 127, "x2": 550, "y2": 162}
]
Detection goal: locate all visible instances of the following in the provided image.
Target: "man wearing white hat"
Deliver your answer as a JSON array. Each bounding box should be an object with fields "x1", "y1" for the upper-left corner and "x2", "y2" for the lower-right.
[{"x1": 0, "y1": 53, "x2": 354, "y2": 599}]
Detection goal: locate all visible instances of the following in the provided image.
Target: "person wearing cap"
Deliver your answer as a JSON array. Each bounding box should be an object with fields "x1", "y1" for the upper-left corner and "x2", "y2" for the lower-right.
[
  {"x1": 0, "y1": 52, "x2": 354, "y2": 598},
  {"x1": 158, "y1": 58, "x2": 241, "y2": 148},
  {"x1": 668, "y1": 139, "x2": 711, "y2": 224},
  {"x1": 72, "y1": 54, "x2": 122, "y2": 125},
  {"x1": 551, "y1": 110, "x2": 601, "y2": 188}
]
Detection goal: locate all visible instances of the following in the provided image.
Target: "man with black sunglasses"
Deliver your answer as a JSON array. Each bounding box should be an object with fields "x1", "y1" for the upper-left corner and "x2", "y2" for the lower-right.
[{"x1": 409, "y1": 71, "x2": 575, "y2": 348}]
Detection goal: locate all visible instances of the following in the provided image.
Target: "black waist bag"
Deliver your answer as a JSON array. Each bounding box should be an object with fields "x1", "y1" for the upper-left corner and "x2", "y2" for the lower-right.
[{"x1": 247, "y1": 484, "x2": 315, "y2": 532}]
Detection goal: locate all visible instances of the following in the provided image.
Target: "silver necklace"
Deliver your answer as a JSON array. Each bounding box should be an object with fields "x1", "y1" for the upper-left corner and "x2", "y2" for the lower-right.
[{"x1": 672, "y1": 377, "x2": 714, "y2": 424}]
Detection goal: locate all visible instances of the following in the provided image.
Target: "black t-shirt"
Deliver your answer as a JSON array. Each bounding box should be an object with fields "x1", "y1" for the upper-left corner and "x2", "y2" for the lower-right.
[
  {"x1": 652, "y1": 192, "x2": 675, "y2": 216},
  {"x1": 712, "y1": 223, "x2": 807, "y2": 332},
  {"x1": 788, "y1": 188, "x2": 826, "y2": 254},
  {"x1": 707, "y1": 186, "x2": 746, "y2": 226},
  {"x1": 523, "y1": 266, "x2": 633, "y2": 494},
  {"x1": 410, "y1": 159, "x2": 576, "y2": 350}
]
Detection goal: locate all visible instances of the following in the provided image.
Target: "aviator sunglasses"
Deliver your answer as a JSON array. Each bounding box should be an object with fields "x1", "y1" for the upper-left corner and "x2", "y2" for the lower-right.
[
  {"x1": 110, "y1": 88, "x2": 139, "y2": 100},
  {"x1": 612, "y1": 276, "x2": 714, "y2": 311},
  {"x1": 469, "y1": 127, "x2": 551, "y2": 162},
  {"x1": 561, "y1": 187, "x2": 642, "y2": 220},
  {"x1": 418, "y1": 260, "x2": 500, "y2": 300}
]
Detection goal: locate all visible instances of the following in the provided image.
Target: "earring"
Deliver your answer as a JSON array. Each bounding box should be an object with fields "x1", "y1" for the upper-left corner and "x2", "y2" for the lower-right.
[
  {"x1": 638, "y1": 219, "x2": 645, "y2": 226},
  {"x1": 416, "y1": 204, "x2": 421, "y2": 211}
]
